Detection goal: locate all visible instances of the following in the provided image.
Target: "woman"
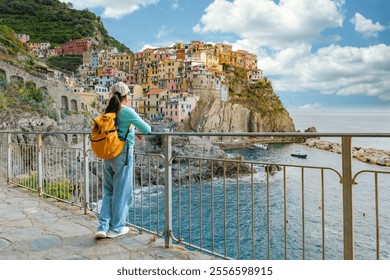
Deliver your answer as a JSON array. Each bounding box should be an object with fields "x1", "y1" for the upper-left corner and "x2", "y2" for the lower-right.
[{"x1": 95, "y1": 82, "x2": 151, "y2": 239}]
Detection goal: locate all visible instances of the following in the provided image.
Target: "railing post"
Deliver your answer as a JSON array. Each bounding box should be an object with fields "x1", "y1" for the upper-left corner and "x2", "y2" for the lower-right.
[
  {"x1": 163, "y1": 129, "x2": 173, "y2": 247},
  {"x1": 7, "y1": 133, "x2": 12, "y2": 185},
  {"x1": 83, "y1": 134, "x2": 90, "y2": 214},
  {"x1": 37, "y1": 133, "x2": 43, "y2": 197},
  {"x1": 342, "y1": 136, "x2": 354, "y2": 260}
]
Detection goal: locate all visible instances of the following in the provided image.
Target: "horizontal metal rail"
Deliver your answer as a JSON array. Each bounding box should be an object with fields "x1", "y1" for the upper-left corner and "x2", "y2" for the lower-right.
[
  {"x1": 169, "y1": 155, "x2": 343, "y2": 259},
  {"x1": 0, "y1": 131, "x2": 389, "y2": 260}
]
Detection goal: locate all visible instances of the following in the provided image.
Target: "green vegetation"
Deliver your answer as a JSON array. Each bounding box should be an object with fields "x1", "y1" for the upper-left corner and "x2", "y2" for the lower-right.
[
  {"x1": 47, "y1": 54, "x2": 83, "y2": 73},
  {"x1": 19, "y1": 175, "x2": 74, "y2": 200},
  {"x1": 45, "y1": 178, "x2": 73, "y2": 200},
  {"x1": 225, "y1": 66, "x2": 285, "y2": 115},
  {"x1": 0, "y1": 81, "x2": 58, "y2": 120},
  {"x1": 0, "y1": 0, "x2": 131, "y2": 53},
  {"x1": 0, "y1": 24, "x2": 28, "y2": 56},
  {"x1": 19, "y1": 175, "x2": 39, "y2": 190}
]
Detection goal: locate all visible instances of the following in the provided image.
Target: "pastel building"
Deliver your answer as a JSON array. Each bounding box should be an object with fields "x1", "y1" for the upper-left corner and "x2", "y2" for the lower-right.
[
  {"x1": 247, "y1": 69, "x2": 264, "y2": 84},
  {"x1": 94, "y1": 85, "x2": 110, "y2": 113},
  {"x1": 111, "y1": 52, "x2": 133, "y2": 73},
  {"x1": 55, "y1": 39, "x2": 92, "y2": 55},
  {"x1": 15, "y1": 34, "x2": 30, "y2": 44},
  {"x1": 145, "y1": 88, "x2": 169, "y2": 119},
  {"x1": 163, "y1": 93, "x2": 198, "y2": 123}
]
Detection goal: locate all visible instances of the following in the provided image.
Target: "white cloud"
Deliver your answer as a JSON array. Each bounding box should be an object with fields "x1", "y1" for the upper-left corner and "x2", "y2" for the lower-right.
[
  {"x1": 350, "y1": 13, "x2": 386, "y2": 38},
  {"x1": 156, "y1": 25, "x2": 171, "y2": 39},
  {"x1": 195, "y1": 0, "x2": 390, "y2": 103},
  {"x1": 193, "y1": 0, "x2": 344, "y2": 50},
  {"x1": 260, "y1": 44, "x2": 390, "y2": 101},
  {"x1": 61, "y1": 0, "x2": 159, "y2": 19},
  {"x1": 138, "y1": 44, "x2": 157, "y2": 52},
  {"x1": 172, "y1": 0, "x2": 179, "y2": 10},
  {"x1": 299, "y1": 103, "x2": 322, "y2": 110}
]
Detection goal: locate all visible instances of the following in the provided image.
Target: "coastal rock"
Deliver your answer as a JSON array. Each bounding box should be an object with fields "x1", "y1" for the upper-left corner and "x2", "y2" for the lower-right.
[
  {"x1": 304, "y1": 127, "x2": 317, "y2": 133},
  {"x1": 303, "y1": 139, "x2": 390, "y2": 167},
  {"x1": 134, "y1": 136, "x2": 251, "y2": 186},
  {"x1": 178, "y1": 97, "x2": 296, "y2": 145}
]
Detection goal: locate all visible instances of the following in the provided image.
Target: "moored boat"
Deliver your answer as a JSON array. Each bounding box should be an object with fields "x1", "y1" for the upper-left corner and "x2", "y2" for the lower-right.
[{"x1": 291, "y1": 150, "x2": 307, "y2": 159}]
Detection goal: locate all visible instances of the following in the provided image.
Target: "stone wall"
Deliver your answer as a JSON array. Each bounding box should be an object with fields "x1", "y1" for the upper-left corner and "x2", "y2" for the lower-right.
[{"x1": 0, "y1": 60, "x2": 96, "y2": 116}]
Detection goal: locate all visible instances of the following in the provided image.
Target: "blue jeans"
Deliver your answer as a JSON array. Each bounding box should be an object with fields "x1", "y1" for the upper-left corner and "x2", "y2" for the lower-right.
[{"x1": 97, "y1": 145, "x2": 133, "y2": 233}]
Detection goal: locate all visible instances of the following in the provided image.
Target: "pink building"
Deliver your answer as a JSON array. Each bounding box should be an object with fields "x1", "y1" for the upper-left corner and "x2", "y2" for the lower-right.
[
  {"x1": 15, "y1": 34, "x2": 30, "y2": 44},
  {"x1": 165, "y1": 79, "x2": 176, "y2": 92},
  {"x1": 55, "y1": 39, "x2": 92, "y2": 55},
  {"x1": 163, "y1": 94, "x2": 197, "y2": 123}
]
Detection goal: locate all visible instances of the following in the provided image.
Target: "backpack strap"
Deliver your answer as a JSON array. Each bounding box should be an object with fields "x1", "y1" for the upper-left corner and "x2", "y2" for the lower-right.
[
  {"x1": 117, "y1": 106, "x2": 133, "y2": 166},
  {"x1": 124, "y1": 123, "x2": 132, "y2": 167}
]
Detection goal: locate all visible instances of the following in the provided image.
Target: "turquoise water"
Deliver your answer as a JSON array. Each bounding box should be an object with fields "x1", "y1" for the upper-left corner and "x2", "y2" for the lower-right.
[
  {"x1": 129, "y1": 110, "x2": 390, "y2": 259},
  {"x1": 130, "y1": 143, "x2": 390, "y2": 260}
]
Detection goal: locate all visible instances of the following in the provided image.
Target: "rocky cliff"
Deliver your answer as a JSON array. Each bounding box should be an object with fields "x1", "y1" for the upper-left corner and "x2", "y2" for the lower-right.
[
  {"x1": 181, "y1": 97, "x2": 295, "y2": 133},
  {"x1": 178, "y1": 70, "x2": 296, "y2": 145}
]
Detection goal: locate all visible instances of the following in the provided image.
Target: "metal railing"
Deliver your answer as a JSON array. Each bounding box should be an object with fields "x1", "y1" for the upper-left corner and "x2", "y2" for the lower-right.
[{"x1": 1, "y1": 131, "x2": 390, "y2": 260}]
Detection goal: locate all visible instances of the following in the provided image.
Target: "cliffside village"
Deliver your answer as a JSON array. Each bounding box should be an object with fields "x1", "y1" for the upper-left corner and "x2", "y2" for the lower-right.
[{"x1": 15, "y1": 35, "x2": 264, "y2": 123}]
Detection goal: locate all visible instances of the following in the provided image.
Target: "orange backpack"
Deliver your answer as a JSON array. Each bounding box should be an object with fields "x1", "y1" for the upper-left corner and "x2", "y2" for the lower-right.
[{"x1": 90, "y1": 112, "x2": 131, "y2": 160}]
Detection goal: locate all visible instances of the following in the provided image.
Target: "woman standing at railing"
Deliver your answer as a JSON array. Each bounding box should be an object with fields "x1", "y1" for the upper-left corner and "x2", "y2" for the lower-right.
[{"x1": 95, "y1": 82, "x2": 151, "y2": 239}]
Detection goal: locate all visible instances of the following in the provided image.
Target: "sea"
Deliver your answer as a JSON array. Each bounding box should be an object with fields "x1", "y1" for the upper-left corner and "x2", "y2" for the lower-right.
[
  {"x1": 130, "y1": 110, "x2": 390, "y2": 260},
  {"x1": 290, "y1": 110, "x2": 390, "y2": 150}
]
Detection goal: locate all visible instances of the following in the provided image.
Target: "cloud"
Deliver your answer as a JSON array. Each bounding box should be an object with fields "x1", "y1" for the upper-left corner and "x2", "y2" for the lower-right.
[
  {"x1": 260, "y1": 44, "x2": 390, "y2": 101},
  {"x1": 299, "y1": 103, "x2": 322, "y2": 110},
  {"x1": 172, "y1": 0, "x2": 179, "y2": 10},
  {"x1": 61, "y1": 0, "x2": 159, "y2": 19},
  {"x1": 194, "y1": 0, "x2": 390, "y2": 103},
  {"x1": 350, "y1": 13, "x2": 386, "y2": 38},
  {"x1": 156, "y1": 25, "x2": 171, "y2": 39},
  {"x1": 193, "y1": 0, "x2": 344, "y2": 50}
]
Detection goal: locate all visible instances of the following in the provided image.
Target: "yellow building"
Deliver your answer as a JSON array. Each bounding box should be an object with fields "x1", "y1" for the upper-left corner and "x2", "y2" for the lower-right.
[
  {"x1": 206, "y1": 49, "x2": 219, "y2": 68},
  {"x1": 111, "y1": 53, "x2": 133, "y2": 73},
  {"x1": 218, "y1": 51, "x2": 231, "y2": 65},
  {"x1": 145, "y1": 88, "x2": 169, "y2": 119},
  {"x1": 158, "y1": 59, "x2": 181, "y2": 80}
]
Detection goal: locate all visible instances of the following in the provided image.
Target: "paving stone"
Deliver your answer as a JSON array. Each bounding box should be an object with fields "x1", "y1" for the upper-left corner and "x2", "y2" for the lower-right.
[
  {"x1": 0, "y1": 238, "x2": 11, "y2": 250},
  {"x1": 47, "y1": 221, "x2": 92, "y2": 238},
  {"x1": 0, "y1": 251, "x2": 28, "y2": 260},
  {"x1": 0, "y1": 183, "x2": 213, "y2": 260},
  {"x1": 118, "y1": 234, "x2": 155, "y2": 250},
  {"x1": 154, "y1": 250, "x2": 178, "y2": 259},
  {"x1": 33, "y1": 211, "x2": 57, "y2": 224},
  {"x1": 29, "y1": 235, "x2": 62, "y2": 252},
  {"x1": 1, "y1": 228, "x2": 42, "y2": 242},
  {"x1": 1, "y1": 210, "x2": 26, "y2": 220}
]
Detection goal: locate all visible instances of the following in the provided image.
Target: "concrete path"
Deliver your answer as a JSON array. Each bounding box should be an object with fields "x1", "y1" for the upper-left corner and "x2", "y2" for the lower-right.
[{"x1": 0, "y1": 182, "x2": 213, "y2": 260}]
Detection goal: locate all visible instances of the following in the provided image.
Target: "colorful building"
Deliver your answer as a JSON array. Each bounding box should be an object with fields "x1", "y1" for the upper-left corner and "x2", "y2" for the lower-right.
[{"x1": 55, "y1": 39, "x2": 92, "y2": 55}]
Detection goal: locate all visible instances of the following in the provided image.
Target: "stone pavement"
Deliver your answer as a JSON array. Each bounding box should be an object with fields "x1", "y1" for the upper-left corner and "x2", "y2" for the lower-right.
[{"x1": 0, "y1": 182, "x2": 214, "y2": 260}]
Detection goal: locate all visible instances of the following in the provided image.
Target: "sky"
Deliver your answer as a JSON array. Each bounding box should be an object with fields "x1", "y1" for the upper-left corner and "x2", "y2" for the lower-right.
[{"x1": 61, "y1": 0, "x2": 390, "y2": 111}]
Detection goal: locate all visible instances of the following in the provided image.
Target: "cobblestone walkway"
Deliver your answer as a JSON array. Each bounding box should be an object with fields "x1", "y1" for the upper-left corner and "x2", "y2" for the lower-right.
[{"x1": 0, "y1": 182, "x2": 213, "y2": 260}]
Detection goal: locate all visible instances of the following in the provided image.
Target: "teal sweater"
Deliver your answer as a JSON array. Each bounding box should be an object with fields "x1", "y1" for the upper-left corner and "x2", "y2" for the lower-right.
[{"x1": 117, "y1": 106, "x2": 151, "y2": 145}]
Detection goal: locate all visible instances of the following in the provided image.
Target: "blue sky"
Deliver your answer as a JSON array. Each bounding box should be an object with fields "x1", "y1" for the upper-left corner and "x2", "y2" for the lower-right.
[{"x1": 62, "y1": 0, "x2": 390, "y2": 110}]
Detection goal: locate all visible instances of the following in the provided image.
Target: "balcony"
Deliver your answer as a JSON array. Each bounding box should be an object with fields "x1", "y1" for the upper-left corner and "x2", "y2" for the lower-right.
[{"x1": 0, "y1": 131, "x2": 389, "y2": 260}]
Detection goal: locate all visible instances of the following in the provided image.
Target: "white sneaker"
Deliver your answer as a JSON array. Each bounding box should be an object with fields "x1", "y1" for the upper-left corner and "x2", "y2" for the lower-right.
[
  {"x1": 107, "y1": 227, "x2": 129, "y2": 238},
  {"x1": 95, "y1": 231, "x2": 107, "y2": 239}
]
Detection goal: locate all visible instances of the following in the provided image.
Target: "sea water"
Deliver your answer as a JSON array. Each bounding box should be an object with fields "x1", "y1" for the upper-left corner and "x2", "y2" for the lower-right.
[
  {"x1": 290, "y1": 110, "x2": 390, "y2": 150},
  {"x1": 130, "y1": 110, "x2": 390, "y2": 260}
]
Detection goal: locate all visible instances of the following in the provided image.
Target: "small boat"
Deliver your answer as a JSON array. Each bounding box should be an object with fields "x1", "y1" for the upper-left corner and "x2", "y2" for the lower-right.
[
  {"x1": 291, "y1": 150, "x2": 307, "y2": 159},
  {"x1": 253, "y1": 143, "x2": 268, "y2": 150}
]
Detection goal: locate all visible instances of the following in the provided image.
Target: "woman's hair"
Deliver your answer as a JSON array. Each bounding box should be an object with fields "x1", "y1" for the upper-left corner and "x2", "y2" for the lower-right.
[{"x1": 105, "y1": 92, "x2": 126, "y2": 113}]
